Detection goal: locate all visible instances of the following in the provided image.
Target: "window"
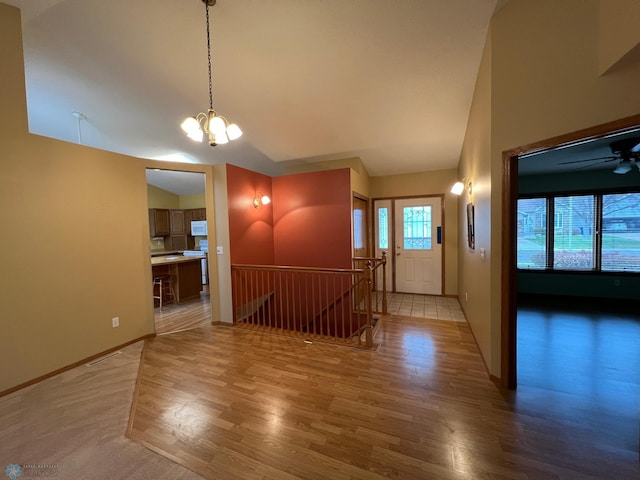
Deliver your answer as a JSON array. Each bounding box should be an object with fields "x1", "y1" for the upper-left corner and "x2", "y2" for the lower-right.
[
  {"x1": 602, "y1": 193, "x2": 640, "y2": 272},
  {"x1": 517, "y1": 198, "x2": 546, "y2": 269},
  {"x1": 403, "y1": 206, "x2": 432, "y2": 250},
  {"x1": 378, "y1": 208, "x2": 388, "y2": 249},
  {"x1": 517, "y1": 192, "x2": 640, "y2": 273},
  {"x1": 553, "y1": 195, "x2": 594, "y2": 270},
  {"x1": 353, "y1": 209, "x2": 364, "y2": 249}
]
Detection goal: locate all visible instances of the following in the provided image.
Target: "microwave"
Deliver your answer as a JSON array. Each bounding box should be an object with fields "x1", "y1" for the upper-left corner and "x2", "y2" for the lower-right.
[{"x1": 191, "y1": 220, "x2": 208, "y2": 236}]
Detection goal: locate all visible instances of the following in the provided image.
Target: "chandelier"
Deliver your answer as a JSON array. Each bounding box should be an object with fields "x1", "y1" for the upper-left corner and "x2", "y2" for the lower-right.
[{"x1": 181, "y1": 0, "x2": 242, "y2": 146}]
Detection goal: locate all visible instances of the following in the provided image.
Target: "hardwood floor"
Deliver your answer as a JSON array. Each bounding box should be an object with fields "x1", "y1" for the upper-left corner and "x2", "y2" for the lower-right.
[
  {"x1": 0, "y1": 342, "x2": 202, "y2": 479},
  {"x1": 517, "y1": 294, "x2": 640, "y2": 466},
  {"x1": 155, "y1": 285, "x2": 211, "y2": 335},
  {"x1": 128, "y1": 312, "x2": 640, "y2": 479}
]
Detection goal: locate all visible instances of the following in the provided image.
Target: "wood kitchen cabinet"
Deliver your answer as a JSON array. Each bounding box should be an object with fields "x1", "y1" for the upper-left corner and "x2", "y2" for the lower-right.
[
  {"x1": 168, "y1": 209, "x2": 186, "y2": 250},
  {"x1": 189, "y1": 208, "x2": 206, "y2": 221},
  {"x1": 169, "y1": 234, "x2": 188, "y2": 251},
  {"x1": 149, "y1": 209, "x2": 170, "y2": 237},
  {"x1": 184, "y1": 208, "x2": 206, "y2": 227},
  {"x1": 170, "y1": 209, "x2": 186, "y2": 234}
]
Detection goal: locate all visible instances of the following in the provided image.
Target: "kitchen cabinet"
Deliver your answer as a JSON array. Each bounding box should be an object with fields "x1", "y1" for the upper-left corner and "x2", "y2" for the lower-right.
[
  {"x1": 190, "y1": 208, "x2": 206, "y2": 221},
  {"x1": 169, "y1": 234, "x2": 188, "y2": 251},
  {"x1": 184, "y1": 208, "x2": 206, "y2": 228},
  {"x1": 170, "y1": 210, "x2": 186, "y2": 234},
  {"x1": 168, "y1": 210, "x2": 187, "y2": 249},
  {"x1": 149, "y1": 209, "x2": 170, "y2": 237}
]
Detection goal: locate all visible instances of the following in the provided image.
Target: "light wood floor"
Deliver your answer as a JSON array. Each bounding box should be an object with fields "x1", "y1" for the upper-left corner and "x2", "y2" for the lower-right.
[
  {"x1": 0, "y1": 342, "x2": 202, "y2": 479},
  {"x1": 3, "y1": 296, "x2": 637, "y2": 479},
  {"x1": 154, "y1": 285, "x2": 211, "y2": 335},
  {"x1": 127, "y1": 312, "x2": 640, "y2": 479}
]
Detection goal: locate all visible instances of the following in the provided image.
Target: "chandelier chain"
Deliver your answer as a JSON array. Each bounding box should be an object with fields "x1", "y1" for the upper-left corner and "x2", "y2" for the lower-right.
[{"x1": 205, "y1": 1, "x2": 213, "y2": 110}]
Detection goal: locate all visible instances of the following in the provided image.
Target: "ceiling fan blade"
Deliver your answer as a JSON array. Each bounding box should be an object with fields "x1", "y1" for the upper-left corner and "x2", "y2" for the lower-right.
[
  {"x1": 573, "y1": 159, "x2": 616, "y2": 171},
  {"x1": 557, "y1": 155, "x2": 617, "y2": 165}
]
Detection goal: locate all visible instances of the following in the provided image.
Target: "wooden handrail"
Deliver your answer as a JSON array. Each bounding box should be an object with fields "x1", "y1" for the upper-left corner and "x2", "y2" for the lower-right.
[
  {"x1": 352, "y1": 252, "x2": 387, "y2": 315},
  {"x1": 232, "y1": 264, "x2": 364, "y2": 275}
]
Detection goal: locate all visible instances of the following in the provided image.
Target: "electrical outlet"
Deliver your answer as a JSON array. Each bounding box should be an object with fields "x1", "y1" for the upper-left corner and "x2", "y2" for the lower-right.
[
  {"x1": 216, "y1": 246, "x2": 224, "y2": 255},
  {"x1": 112, "y1": 317, "x2": 120, "y2": 328}
]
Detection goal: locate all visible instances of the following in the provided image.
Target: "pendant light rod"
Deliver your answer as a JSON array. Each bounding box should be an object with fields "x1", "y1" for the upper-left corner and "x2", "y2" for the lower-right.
[
  {"x1": 181, "y1": 0, "x2": 242, "y2": 146},
  {"x1": 204, "y1": 0, "x2": 213, "y2": 110}
]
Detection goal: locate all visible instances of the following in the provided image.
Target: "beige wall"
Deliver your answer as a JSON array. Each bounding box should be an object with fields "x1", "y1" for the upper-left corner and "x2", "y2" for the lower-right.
[
  {"x1": 179, "y1": 193, "x2": 206, "y2": 209},
  {"x1": 457, "y1": 30, "x2": 493, "y2": 372},
  {"x1": 146, "y1": 185, "x2": 205, "y2": 210},
  {"x1": 0, "y1": 4, "x2": 223, "y2": 392},
  {"x1": 370, "y1": 169, "x2": 459, "y2": 296},
  {"x1": 459, "y1": 0, "x2": 640, "y2": 378},
  {"x1": 147, "y1": 184, "x2": 179, "y2": 209}
]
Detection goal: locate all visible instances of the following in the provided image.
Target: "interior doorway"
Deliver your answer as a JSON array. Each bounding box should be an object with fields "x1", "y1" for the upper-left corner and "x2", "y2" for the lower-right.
[
  {"x1": 146, "y1": 168, "x2": 211, "y2": 334},
  {"x1": 352, "y1": 194, "x2": 370, "y2": 259},
  {"x1": 502, "y1": 115, "x2": 640, "y2": 388}
]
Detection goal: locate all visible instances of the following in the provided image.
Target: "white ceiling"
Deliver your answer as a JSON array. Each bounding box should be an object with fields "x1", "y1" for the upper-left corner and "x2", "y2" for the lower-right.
[
  {"x1": 146, "y1": 169, "x2": 205, "y2": 196},
  {"x1": 9, "y1": 0, "x2": 634, "y2": 188},
  {"x1": 5, "y1": 0, "x2": 503, "y2": 179}
]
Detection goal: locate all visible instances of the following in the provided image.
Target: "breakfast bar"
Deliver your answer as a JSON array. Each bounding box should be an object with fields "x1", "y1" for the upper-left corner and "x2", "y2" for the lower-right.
[{"x1": 151, "y1": 255, "x2": 203, "y2": 305}]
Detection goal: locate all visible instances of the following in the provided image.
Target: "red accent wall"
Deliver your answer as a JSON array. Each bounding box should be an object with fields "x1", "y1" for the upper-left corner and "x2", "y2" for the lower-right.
[
  {"x1": 272, "y1": 169, "x2": 352, "y2": 269},
  {"x1": 226, "y1": 164, "x2": 274, "y2": 265}
]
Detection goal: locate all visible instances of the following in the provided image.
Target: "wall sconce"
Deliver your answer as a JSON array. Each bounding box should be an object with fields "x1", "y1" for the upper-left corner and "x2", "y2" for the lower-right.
[
  {"x1": 253, "y1": 192, "x2": 271, "y2": 208},
  {"x1": 451, "y1": 177, "x2": 472, "y2": 195}
]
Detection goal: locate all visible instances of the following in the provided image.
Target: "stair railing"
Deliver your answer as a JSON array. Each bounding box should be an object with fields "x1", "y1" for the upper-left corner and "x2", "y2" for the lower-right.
[
  {"x1": 231, "y1": 264, "x2": 374, "y2": 347},
  {"x1": 352, "y1": 251, "x2": 388, "y2": 315}
]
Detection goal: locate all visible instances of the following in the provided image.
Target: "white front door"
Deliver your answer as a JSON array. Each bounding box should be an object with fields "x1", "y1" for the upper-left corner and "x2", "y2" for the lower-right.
[{"x1": 394, "y1": 197, "x2": 442, "y2": 295}]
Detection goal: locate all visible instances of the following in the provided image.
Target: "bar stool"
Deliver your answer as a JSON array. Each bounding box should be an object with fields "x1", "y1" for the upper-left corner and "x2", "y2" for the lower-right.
[{"x1": 152, "y1": 275, "x2": 176, "y2": 310}]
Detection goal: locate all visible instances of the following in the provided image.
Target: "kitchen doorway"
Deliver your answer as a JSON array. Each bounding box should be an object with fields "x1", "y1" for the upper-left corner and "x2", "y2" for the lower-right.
[{"x1": 146, "y1": 168, "x2": 211, "y2": 334}]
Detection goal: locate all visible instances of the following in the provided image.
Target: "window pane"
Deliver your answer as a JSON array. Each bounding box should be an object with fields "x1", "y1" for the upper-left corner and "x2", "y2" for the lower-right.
[
  {"x1": 602, "y1": 193, "x2": 640, "y2": 272},
  {"x1": 353, "y1": 209, "x2": 363, "y2": 249},
  {"x1": 378, "y1": 208, "x2": 388, "y2": 249},
  {"x1": 517, "y1": 198, "x2": 547, "y2": 269},
  {"x1": 403, "y1": 206, "x2": 431, "y2": 250},
  {"x1": 553, "y1": 195, "x2": 595, "y2": 270}
]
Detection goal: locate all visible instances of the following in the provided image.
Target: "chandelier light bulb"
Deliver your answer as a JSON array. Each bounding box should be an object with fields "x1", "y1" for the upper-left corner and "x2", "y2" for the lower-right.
[{"x1": 227, "y1": 123, "x2": 243, "y2": 140}]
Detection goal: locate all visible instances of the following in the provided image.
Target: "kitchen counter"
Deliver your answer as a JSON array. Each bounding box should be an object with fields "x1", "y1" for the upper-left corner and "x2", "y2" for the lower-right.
[
  {"x1": 151, "y1": 254, "x2": 205, "y2": 266},
  {"x1": 151, "y1": 255, "x2": 203, "y2": 305},
  {"x1": 150, "y1": 250, "x2": 182, "y2": 257}
]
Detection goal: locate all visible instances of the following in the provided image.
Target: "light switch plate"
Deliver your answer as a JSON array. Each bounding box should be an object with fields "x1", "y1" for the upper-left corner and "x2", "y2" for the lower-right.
[
  {"x1": 480, "y1": 248, "x2": 486, "y2": 261},
  {"x1": 216, "y1": 246, "x2": 224, "y2": 255}
]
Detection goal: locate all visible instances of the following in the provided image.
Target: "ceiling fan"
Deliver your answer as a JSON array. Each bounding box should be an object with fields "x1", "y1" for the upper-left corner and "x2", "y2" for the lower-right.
[{"x1": 558, "y1": 137, "x2": 640, "y2": 174}]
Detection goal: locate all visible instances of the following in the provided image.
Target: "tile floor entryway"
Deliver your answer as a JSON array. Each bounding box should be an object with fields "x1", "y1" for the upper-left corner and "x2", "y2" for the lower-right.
[{"x1": 376, "y1": 293, "x2": 466, "y2": 322}]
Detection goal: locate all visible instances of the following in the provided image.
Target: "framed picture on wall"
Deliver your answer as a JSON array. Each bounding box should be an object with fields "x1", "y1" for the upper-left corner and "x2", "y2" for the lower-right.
[{"x1": 466, "y1": 202, "x2": 475, "y2": 250}]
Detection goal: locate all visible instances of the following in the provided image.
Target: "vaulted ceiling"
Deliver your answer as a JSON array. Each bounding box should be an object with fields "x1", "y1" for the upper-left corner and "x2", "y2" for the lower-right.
[{"x1": 4, "y1": 0, "x2": 503, "y2": 178}]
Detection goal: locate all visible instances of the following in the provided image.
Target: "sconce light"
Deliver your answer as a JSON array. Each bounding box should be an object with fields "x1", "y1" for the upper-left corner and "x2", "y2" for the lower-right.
[
  {"x1": 451, "y1": 177, "x2": 472, "y2": 195},
  {"x1": 253, "y1": 192, "x2": 271, "y2": 208}
]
